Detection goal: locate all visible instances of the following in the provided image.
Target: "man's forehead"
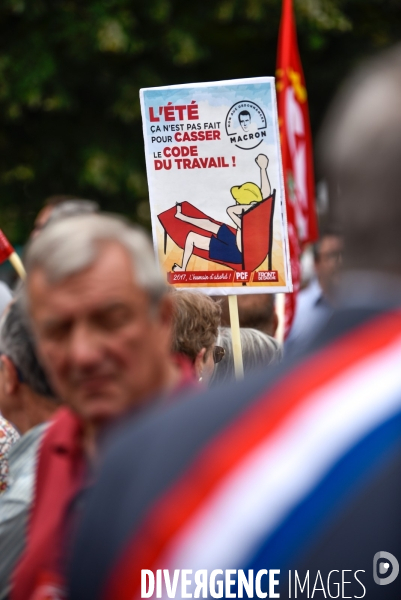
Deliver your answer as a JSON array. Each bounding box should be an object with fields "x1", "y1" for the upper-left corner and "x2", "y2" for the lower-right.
[
  {"x1": 320, "y1": 235, "x2": 343, "y2": 249},
  {"x1": 27, "y1": 242, "x2": 141, "y2": 309}
]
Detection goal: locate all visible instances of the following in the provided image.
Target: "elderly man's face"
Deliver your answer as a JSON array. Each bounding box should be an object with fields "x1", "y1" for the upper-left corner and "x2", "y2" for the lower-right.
[{"x1": 27, "y1": 242, "x2": 172, "y2": 426}]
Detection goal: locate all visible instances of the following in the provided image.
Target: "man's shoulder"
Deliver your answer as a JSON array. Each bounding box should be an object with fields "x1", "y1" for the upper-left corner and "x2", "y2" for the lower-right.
[
  {"x1": 70, "y1": 308, "x2": 401, "y2": 599},
  {"x1": 117, "y1": 309, "x2": 401, "y2": 549},
  {"x1": 102, "y1": 366, "x2": 276, "y2": 488},
  {"x1": 97, "y1": 307, "x2": 401, "y2": 504}
]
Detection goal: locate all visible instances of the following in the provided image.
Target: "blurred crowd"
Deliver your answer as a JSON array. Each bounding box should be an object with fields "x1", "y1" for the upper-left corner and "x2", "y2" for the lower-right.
[{"x1": 0, "y1": 44, "x2": 401, "y2": 600}]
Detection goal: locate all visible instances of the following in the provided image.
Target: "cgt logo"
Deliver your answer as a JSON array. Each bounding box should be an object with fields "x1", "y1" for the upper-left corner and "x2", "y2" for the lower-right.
[{"x1": 373, "y1": 552, "x2": 399, "y2": 585}]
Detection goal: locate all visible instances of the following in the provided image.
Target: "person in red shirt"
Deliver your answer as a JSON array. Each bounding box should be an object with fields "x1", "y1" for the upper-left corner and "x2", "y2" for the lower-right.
[{"x1": 12, "y1": 213, "x2": 190, "y2": 600}]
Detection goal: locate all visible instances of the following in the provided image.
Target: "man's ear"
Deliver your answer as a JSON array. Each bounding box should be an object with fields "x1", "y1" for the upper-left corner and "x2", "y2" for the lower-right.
[
  {"x1": 157, "y1": 294, "x2": 174, "y2": 328},
  {"x1": 153, "y1": 294, "x2": 175, "y2": 355},
  {"x1": 1, "y1": 355, "x2": 19, "y2": 395},
  {"x1": 194, "y1": 348, "x2": 207, "y2": 379}
]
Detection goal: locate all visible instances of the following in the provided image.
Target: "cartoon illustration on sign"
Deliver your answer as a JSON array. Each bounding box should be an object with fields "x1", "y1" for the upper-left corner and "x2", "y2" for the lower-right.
[{"x1": 157, "y1": 154, "x2": 276, "y2": 274}]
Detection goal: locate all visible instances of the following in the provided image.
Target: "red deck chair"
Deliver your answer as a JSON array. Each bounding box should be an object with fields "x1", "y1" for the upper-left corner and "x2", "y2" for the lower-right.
[{"x1": 158, "y1": 190, "x2": 275, "y2": 272}]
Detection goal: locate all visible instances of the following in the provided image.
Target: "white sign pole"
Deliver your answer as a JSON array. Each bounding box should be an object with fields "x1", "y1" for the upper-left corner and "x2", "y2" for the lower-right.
[
  {"x1": 228, "y1": 294, "x2": 244, "y2": 379},
  {"x1": 9, "y1": 252, "x2": 26, "y2": 280},
  {"x1": 275, "y1": 292, "x2": 285, "y2": 344}
]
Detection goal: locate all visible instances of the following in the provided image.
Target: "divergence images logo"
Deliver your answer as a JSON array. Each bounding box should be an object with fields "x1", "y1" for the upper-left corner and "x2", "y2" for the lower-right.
[
  {"x1": 373, "y1": 551, "x2": 399, "y2": 585},
  {"x1": 225, "y1": 101, "x2": 267, "y2": 150}
]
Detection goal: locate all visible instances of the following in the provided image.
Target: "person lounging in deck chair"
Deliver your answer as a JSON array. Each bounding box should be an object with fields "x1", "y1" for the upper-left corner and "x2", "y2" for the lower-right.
[{"x1": 172, "y1": 154, "x2": 271, "y2": 272}]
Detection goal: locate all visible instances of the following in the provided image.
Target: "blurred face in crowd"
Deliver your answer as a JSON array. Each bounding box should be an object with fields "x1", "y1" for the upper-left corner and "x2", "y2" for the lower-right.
[
  {"x1": 315, "y1": 234, "x2": 343, "y2": 298},
  {"x1": 27, "y1": 242, "x2": 173, "y2": 427}
]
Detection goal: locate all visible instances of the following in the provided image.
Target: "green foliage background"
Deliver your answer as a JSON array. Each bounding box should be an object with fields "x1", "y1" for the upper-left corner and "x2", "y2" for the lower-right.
[{"x1": 0, "y1": 0, "x2": 399, "y2": 243}]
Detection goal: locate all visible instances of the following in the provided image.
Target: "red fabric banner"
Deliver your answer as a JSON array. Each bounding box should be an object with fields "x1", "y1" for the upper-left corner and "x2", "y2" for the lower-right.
[
  {"x1": 276, "y1": 0, "x2": 318, "y2": 337},
  {"x1": 0, "y1": 230, "x2": 14, "y2": 264}
]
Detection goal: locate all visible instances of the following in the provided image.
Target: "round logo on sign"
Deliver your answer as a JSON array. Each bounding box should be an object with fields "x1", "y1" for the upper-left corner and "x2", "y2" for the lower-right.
[{"x1": 225, "y1": 101, "x2": 267, "y2": 150}]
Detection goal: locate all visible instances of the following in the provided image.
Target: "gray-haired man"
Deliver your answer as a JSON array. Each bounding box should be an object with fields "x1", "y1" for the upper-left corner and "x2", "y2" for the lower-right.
[
  {"x1": 12, "y1": 214, "x2": 187, "y2": 600},
  {"x1": 0, "y1": 298, "x2": 58, "y2": 600}
]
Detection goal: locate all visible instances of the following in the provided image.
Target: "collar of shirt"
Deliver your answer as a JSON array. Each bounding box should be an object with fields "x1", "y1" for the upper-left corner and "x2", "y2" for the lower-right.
[
  {"x1": 304, "y1": 278, "x2": 328, "y2": 306},
  {"x1": 301, "y1": 278, "x2": 330, "y2": 309},
  {"x1": 48, "y1": 407, "x2": 84, "y2": 457}
]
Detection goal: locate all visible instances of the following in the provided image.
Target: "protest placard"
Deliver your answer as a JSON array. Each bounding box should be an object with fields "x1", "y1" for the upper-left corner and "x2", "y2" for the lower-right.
[{"x1": 140, "y1": 77, "x2": 292, "y2": 295}]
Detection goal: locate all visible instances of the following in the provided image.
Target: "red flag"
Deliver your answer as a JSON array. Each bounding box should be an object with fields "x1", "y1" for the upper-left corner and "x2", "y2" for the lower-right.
[
  {"x1": 276, "y1": 0, "x2": 318, "y2": 337},
  {"x1": 0, "y1": 229, "x2": 14, "y2": 264}
]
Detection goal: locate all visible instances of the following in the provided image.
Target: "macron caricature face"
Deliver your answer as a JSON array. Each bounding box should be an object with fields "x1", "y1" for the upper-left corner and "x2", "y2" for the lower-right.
[{"x1": 239, "y1": 111, "x2": 251, "y2": 132}]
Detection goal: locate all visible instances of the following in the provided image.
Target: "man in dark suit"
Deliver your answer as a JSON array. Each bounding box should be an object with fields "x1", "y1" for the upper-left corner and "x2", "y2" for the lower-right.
[{"x1": 68, "y1": 45, "x2": 401, "y2": 600}]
